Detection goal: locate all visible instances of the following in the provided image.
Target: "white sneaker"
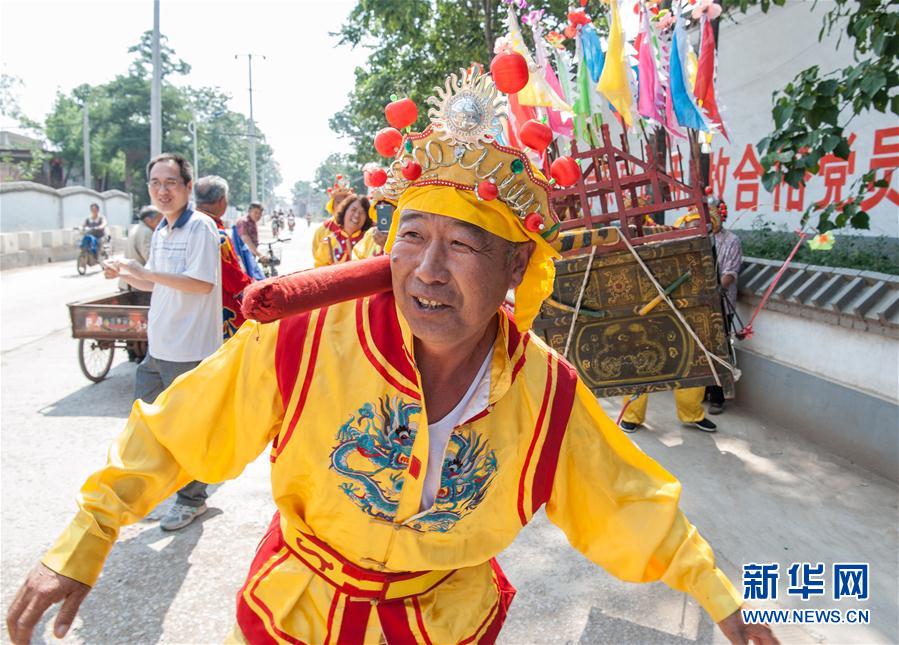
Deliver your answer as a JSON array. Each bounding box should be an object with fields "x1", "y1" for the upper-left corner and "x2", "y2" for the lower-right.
[{"x1": 160, "y1": 503, "x2": 207, "y2": 531}]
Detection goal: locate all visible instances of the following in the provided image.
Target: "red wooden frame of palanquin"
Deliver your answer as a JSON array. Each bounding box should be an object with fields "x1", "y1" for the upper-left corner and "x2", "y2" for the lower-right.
[{"x1": 549, "y1": 123, "x2": 711, "y2": 255}]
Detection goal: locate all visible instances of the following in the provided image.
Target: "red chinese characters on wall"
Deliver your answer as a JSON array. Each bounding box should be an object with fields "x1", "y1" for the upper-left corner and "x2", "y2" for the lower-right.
[
  {"x1": 732, "y1": 144, "x2": 763, "y2": 211},
  {"x1": 861, "y1": 127, "x2": 899, "y2": 211},
  {"x1": 708, "y1": 148, "x2": 730, "y2": 198},
  {"x1": 815, "y1": 133, "x2": 857, "y2": 208},
  {"x1": 715, "y1": 128, "x2": 899, "y2": 216}
]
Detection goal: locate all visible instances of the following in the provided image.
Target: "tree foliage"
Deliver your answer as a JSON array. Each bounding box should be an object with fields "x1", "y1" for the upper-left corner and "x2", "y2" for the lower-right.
[
  {"x1": 290, "y1": 179, "x2": 327, "y2": 217},
  {"x1": 42, "y1": 32, "x2": 279, "y2": 208},
  {"x1": 330, "y1": 0, "x2": 569, "y2": 166},
  {"x1": 333, "y1": 0, "x2": 896, "y2": 234},
  {"x1": 313, "y1": 152, "x2": 366, "y2": 194},
  {"x1": 737, "y1": 0, "x2": 898, "y2": 232}
]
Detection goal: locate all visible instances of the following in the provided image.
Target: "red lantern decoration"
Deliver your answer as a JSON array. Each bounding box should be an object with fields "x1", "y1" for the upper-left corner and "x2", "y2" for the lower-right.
[
  {"x1": 567, "y1": 9, "x2": 591, "y2": 27},
  {"x1": 367, "y1": 168, "x2": 387, "y2": 187},
  {"x1": 374, "y1": 128, "x2": 404, "y2": 157},
  {"x1": 385, "y1": 97, "x2": 418, "y2": 130},
  {"x1": 402, "y1": 160, "x2": 422, "y2": 181},
  {"x1": 519, "y1": 119, "x2": 553, "y2": 152},
  {"x1": 523, "y1": 212, "x2": 545, "y2": 232},
  {"x1": 477, "y1": 180, "x2": 498, "y2": 201},
  {"x1": 550, "y1": 156, "x2": 581, "y2": 187},
  {"x1": 490, "y1": 51, "x2": 529, "y2": 94}
]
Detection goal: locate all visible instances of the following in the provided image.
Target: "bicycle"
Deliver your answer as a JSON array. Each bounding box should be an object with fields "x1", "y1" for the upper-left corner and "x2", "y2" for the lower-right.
[{"x1": 261, "y1": 238, "x2": 290, "y2": 278}]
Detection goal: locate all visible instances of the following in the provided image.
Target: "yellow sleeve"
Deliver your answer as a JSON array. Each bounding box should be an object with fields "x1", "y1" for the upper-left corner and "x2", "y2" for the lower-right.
[
  {"x1": 42, "y1": 321, "x2": 284, "y2": 586},
  {"x1": 546, "y1": 382, "x2": 742, "y2": 623},
  {"x1": 353, "y1": 228, "x2": 375, "y2": 260},
  {"x1": 312, "y1": 225, "x2": 334, "y2": 267}
]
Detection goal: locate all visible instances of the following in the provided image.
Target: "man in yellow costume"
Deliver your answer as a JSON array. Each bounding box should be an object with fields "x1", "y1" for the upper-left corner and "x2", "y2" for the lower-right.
[{"x1": 7, "y1": 68, "x2": 775, "y2": 645}]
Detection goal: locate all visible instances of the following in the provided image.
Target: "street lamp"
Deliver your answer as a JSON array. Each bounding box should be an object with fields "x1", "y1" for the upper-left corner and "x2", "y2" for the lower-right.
[{"x1": 150, "y1": 0, "x2": 162, "y2": 157}]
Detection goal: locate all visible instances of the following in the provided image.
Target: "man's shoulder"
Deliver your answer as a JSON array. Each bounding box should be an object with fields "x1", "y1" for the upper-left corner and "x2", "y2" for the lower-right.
[{"x1": 185, "y1": 211, "x2": 219, "y2": 234}]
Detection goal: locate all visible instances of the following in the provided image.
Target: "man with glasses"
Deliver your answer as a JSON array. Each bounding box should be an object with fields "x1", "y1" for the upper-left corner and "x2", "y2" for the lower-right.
[{"x1": 102, "y1": 152, "x2": 222, "y2": 531}]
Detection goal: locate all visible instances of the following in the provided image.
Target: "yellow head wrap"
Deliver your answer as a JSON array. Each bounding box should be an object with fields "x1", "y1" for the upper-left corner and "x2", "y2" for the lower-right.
[
  {"x1": 673, "y1": 212, "x2": 701, "y2": 228},
  {"x1": 385, "y1": 185, "x2": 560, "y2": 331}
]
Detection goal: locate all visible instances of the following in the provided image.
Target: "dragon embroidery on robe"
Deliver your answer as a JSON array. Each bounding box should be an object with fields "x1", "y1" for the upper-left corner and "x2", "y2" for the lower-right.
[{"x1": 330, "y1": 396, "x2": 497, "y2": 532}]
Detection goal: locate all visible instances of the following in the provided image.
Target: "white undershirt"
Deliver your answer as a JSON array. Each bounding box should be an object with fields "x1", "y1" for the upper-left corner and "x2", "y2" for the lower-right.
[{"x1": 419, "y1": 350, "x2": 492, "y2": 511}]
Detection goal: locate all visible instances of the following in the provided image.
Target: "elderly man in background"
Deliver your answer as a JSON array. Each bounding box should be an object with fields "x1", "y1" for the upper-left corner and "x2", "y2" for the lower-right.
[
  {"x1": 119, "y1": 206, "x2": 162, "y2": 291},
  {"x1": 194, "y1": 175, "x2": 253, "y2": 339}
]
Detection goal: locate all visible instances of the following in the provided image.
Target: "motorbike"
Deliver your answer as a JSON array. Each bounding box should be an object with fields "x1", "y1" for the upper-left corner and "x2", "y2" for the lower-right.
[
  {"x1": 76, "y1": 230, "x2": 111, "y2": 275},
  {"x1": 288, "y1": 217, "x2": 296, "y2": 233}
]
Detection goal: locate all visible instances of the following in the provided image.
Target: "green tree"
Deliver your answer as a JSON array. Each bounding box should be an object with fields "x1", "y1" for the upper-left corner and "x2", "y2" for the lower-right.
[
  {"x1": 313, "y1": 152, "x2": 365, "y2": 194},
  {"x1": 291, "y1": 179, "x2": 326, "y2": 217},
  {"x1": 736, "y1": 0, "x2": 898, "y2": 232},
  {"x1": 1, "y1": 73, "x2": 48, "y2": 181},
  {"x1": 42, "y1": 32, "x2": 280, "y2": 206},
  {"x1": 331, "y1": 0, "x2": 569, "y2": 166}
]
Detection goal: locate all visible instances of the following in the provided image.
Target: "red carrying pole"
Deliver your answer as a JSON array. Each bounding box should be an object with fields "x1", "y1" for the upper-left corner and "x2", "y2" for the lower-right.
[{"x1": 242, "y1": 255, "x2": 392, "y2": 323}]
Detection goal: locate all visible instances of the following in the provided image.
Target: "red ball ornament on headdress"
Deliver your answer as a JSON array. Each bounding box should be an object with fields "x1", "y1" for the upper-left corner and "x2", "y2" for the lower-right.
[
  {"x1": 385, "y1": 97, "x2": 418, "y2": 130},
  {"x1": 477, "y1": 180, "x2": 498, "y2": 201},
  {"x1": 374, "y1": 127, "x2": 404, "y2": 157},
  {"x1": 367, "y1": 168, "x2": 387, "y2": 187},
  {"x1": 519, "y1": 120, "x2": 553, "y2": 152},
  {"x1": 550, "y1": 156, "x2": 581, "y2": 187},
  {"x1": 567, "y1": 9, "x2": 591, "y2": 27},
  {"x1": 401, "y1": 160, "x2": 422, "y2": 181},
  {"x1": 490, "y1": 51, "x2": 529, "y2": 94},
  {"x1": 523, "y1": 212, "x2": 545, "y2": 232}
]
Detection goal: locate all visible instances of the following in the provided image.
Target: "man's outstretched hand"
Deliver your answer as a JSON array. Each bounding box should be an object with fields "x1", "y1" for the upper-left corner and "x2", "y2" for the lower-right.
[
  {"x1": 6, "y1": 563, "x2": 90, "y2": 644},
  {"x1": 718, "y1": 606, "x2": 780, "y2": 645}
]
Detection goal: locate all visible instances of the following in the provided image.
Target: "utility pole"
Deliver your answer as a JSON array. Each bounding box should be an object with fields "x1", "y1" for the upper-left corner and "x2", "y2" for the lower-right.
[
  {"x1": 82, "y1": 95, "x2": 91, "y2": 189},
  {"x1": 235, "y1": 53, "x2": 265, "y2": 202},
  {"x1": 150, "y1": 0, "x2": 162, "y2": 157},
  {"x1": 260, "y1": 162, "x2": 267, "y2": 207},
  {"x1": 188, "y1": 116, "x2": 198, "y2": 189}
]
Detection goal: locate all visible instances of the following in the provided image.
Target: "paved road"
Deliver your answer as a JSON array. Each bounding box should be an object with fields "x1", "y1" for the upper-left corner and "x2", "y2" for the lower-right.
[{"x1": 1, "y1": 224, "x2": 896, "y2": 644}]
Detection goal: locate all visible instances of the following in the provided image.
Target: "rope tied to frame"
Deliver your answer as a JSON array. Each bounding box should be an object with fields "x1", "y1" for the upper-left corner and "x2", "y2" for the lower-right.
[
  {"x1": 563, "y1": 245, "x2": 597, "y2": 359},
  {"x1": 619, "y1": 235, "x2": 738, "y2": 388}
]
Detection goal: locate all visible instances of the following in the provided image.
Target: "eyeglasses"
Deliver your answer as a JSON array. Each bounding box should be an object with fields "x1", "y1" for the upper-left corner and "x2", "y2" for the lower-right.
[{"x1": 147, "y1": 178, "x2": 185, "y2": 191}]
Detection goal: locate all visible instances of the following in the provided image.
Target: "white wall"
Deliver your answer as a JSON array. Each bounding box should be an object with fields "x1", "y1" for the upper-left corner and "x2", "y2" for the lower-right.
[
  {"x1": 0, "y1": 183, "x2": 60, "y2": 231},
  {"x1": 735, "y1": 302, "x2": 899, "y2": 403},
  {"x1": 0, "y1": 182, "x2": 133, "y2": 233},
  {"x1": 713, "y1": 2, "x2": 898, "y2": 237}
]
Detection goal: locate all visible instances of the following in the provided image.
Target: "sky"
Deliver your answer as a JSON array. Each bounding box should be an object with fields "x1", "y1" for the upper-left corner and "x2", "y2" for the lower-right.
[{"x1": 0, "y1": 0, "x2": 369, "y2": 197}]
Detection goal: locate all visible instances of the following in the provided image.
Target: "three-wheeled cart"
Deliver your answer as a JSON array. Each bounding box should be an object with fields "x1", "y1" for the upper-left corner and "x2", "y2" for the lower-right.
[{"x1": 67, "y1": 291, "x2": 150, "y2": 382}]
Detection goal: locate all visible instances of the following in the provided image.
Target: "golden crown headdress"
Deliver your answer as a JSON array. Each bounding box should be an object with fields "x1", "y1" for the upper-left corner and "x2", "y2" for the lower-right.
[{"x1": 376, "y1": 66, "x2": 561, "y2": 240}]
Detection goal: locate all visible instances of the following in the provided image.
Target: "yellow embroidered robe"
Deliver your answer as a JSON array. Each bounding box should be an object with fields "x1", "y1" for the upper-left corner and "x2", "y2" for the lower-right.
[{"x1": 43, "y1": 292, "x2": 741, "y2": 643}]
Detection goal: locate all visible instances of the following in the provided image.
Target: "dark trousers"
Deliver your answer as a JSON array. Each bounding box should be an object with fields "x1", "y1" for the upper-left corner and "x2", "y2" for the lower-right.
[
  {"x1": 134, "y1": 354, "x2": 208, "y2": 508},
  {"x1": 705, "y1": 312, "x2": 734, "y2": 407},
  {"x1": 706, "y1": 384, "x2": 725, "y2": 406}
]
